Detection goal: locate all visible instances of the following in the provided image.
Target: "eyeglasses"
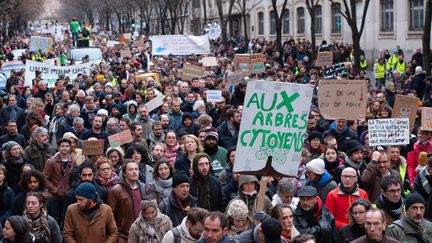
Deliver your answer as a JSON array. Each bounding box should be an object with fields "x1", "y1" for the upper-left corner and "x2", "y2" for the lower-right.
[
  {"x1": 341, "y1": 175, "x2": 357, "y2": 179},
  {"x1": 385, "y1": 188, "x2": 401, "y2": 194},
  {"x1": 99, "y1": 167, "x2": 111, "y2": 171},
  {"x1": 351, "y1": 211, "x2": 366, "y2": 216}
]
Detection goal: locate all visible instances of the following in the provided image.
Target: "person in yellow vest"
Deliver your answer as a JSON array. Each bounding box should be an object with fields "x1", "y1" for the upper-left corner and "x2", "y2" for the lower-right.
[
  {"x1": 374, "y1": 58, "x2": 386, "y2": 89},
  {"x1": 360, "y1": 55, "x2": 368, "y2": 72},
  {"x1": 393, "y1": 54, "x2": 406, "y2": 74},
  {"x1": 387, "y1": 50, "x2": 399, "y2": 74}
]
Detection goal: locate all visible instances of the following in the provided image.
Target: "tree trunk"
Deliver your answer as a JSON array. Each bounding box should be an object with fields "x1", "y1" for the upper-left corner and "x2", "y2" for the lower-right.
[
  {"x1": 202, "y1": 0, "x2": 207, "y2": 25},
  {"x1": 352, "y1": 31, "x2": 361, "y2": 72},
  {"x1": 310, "y1": 14, "x2": 316, "y2": 62},
  {"x1": 423, "y1": 0, "x2": 432, "y2": 76},
  {"x1": 243, "y1": 13, "x2": 248, "y2": 43},
  {"x1": 275, "y1": 17, "x2": 283, "y2": 53}
]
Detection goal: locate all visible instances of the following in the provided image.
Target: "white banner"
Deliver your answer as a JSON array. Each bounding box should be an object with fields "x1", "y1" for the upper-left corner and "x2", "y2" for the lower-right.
[
  {"x1": 233, "y1": 80, "x2": 313, "y2": 177},
  {"x1": 30, "y1": 36, "x2": 52, "y2": 53},
  {"x1": 368, "y1": 118, "x2": 410, "y2": 146},
  {"x1": 25, "y1": 60, "x2": 92, "y2": 88},
  {"x1": 151, "y1": 35, "x2": 210, "y2": 55}
]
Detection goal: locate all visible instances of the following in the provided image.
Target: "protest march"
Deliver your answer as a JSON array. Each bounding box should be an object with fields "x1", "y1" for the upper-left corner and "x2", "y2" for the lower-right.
[{"x1": 0, "y1": 13, "x2": 432, "y2": 243}]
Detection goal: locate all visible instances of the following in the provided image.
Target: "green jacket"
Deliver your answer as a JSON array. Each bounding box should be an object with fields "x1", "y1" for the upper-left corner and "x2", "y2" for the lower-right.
[{"x1": 385, "y1": 215, "x2": 432, "y2": 242}]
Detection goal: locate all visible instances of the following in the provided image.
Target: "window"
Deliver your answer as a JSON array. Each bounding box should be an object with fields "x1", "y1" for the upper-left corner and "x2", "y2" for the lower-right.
[
  {"x1": 381, "y1": 0, "x2": 393, "y2": 32},
  {"x1": 270, "y1": 11, "x2": 276, "y2": 34},
  {"x1": 331, "y1": 3, "x2": 342, "y2": 33},
  {"x1": 297, "y1": 7, "x2": 305, "y2": 34},
  {"x1": 258, "y1": 12, "x2": 264, "y2": 35},
  {"x1": 283, "y1": 10, "x2": 290, "y2": 34},
  {"x1": 410, "y1": 0, "x2": 424, "y2": 31},
  {"x1": 315, "y1": 5, "x2": 322, "y2": 34},
  {"x1": 192, "y1": 0, "x2": 200, "y2": 8}
]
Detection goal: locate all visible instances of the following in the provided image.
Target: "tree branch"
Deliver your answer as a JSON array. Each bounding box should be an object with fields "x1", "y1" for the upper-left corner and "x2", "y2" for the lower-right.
[{"x1": 358, "y1": 0, "x2": 370, "y2": 36}]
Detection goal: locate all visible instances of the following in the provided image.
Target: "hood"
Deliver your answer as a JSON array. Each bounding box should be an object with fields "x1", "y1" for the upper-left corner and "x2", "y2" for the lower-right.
[
  {"x1": 238, "y1": 174, "x2": 259, "y2": 190},
  {"x1": 192, "y1": 153, "x2": 211, "y2": 180}
]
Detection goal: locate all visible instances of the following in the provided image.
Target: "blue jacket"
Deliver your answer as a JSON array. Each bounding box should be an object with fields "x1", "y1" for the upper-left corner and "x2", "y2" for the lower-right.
[{"x1": 0, "y1": 183, "x2": 15, "y2": 224}]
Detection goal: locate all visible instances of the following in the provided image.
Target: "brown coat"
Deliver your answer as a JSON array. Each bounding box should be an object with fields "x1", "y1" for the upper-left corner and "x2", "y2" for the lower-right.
[
  {"x1": 107, "y1": 180, "x2": 147, "y2": 242},
  {"x1": 351, "y1": 235, "x2": 400, "y2": 243},
  {"x1": 361, "y1": 161, "x2": 402, "y2": 202},
  {"x1": 63, "y1": 203, "x2": 118, "y2": 243},
  {"x1": 43, "y1": 152, "x2": 76, "y2": 199}
]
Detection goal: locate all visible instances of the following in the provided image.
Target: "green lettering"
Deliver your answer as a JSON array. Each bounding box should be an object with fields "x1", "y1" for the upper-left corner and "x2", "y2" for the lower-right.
[
  {"x1": 295, "y1": 133, "x2": 306, "y2": 152},
  {"x1": 252, "y1": 111, "x2": 264, "y2": 126},
  {"x1": 284, "y1": 114, "x2": 292, "y2": 128},
  {"x1": 246, "y1": 93, "x2": 260, "y2": 109},
  {"x1": 261, "y1": 93, "x2": 277, "y2": 111},
  {"x1": 240, "y1": 130, "x2": 251, "y2": 146},
  {"x1": 299, "y1": 113, "x2": 308, "y2": 129},
  {"x1": 265, "y1": 112, "x2": 273, "y2": 126},
  {"x1": 267, "y1": 133, "x2": 278, "y2": 149},
  {"x1": 277, "y1": 132, "x2": 285, "y2": 148},
  {"x1": 283, "y1": 132, "x2": 293, "y2": 150},
  {"x1": 275, "y1": 113, "x2": 284, "y2": 127},
  {"x1": 276, "y1": 91, "x2": 300, "y2": 112},
  {"x1": 292, "y1": 114, "x2": 299, "y2": 128}
]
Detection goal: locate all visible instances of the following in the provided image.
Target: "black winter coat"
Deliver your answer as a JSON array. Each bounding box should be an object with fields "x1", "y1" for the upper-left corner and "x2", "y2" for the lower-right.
[
  {"x1": 217, "y1": 121, "x2": 239, "y2": 149},
  {"x1": 159, "y1": 193, "x2": 197, "y2": 227},
  {"x1": 189, "y1": 175, "x2": 224, "y2": 211}
]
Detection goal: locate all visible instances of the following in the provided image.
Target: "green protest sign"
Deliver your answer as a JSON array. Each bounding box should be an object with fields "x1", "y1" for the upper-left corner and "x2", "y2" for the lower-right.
[{"x1": 234, "y1": 80, "x2": 313, "y2": 177}]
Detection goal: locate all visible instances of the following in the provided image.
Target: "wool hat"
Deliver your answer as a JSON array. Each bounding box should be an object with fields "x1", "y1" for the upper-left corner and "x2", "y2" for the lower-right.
[
  {"x1": 182, "y1": 112, "x2": 193, "y2": 123},
  {"x1": 405, "y1": 192, "x2": 426, "y2": 210},
  {"x1": 204, "y1": 128, "x2": 219, "y2": 141},
  {"x1": 2, "y1": 141, "x2": 18, "y2": 151},
  {"x1": 97, "y1": 109, "x2": 109, "y2": 117},
  {"x1": 227, "y1": 199, "x2": 249, "y2": 220},
  {"x1": 346, "y1": 139, "x2": 364, "y2": 156},
  {"x1": 140, "y1": 199, "x2": 158, "y2": 211},
  {"x1": 415, "y1": 66, "x2": 424, "y2": 74},
  {"x1": 75, "y1": 182, "x2": 97, "y2": 200},
  {"x1": 172, "y1": 171, "x2": 190, "y2": 188},
  {"x1": 306, "y1": 158, "x2": 325, "y2": 175},
  {"x1": 63, "y1": 132, "x2": 79, "y2": 142},
  {"x1": 76, "y1": 90, "x2": 86, "y2": 98},
  {"x1": 105, "y1": 82, "x2": 113, "y2": 88},
  {"x1": 307, "y1": 130, "x2": 322, "y2": 142},
  {"x1": 297, "y1": 186, "x2": 318, "y2": 197},
  {"x1": 106, "y1": 146, "x2": 125, "y2": 158},
  {"x1": 260, "y1": 218, "x2": 282, "y2": 243}
]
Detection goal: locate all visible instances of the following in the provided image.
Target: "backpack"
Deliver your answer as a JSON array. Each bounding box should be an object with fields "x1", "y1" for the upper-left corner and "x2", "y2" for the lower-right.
[
  {"x1": 171, "y1": 227, "x2": 181, "y2": 243},
  {"x1": 82, "y1": 28, "x2": 90, "y2": 37}
]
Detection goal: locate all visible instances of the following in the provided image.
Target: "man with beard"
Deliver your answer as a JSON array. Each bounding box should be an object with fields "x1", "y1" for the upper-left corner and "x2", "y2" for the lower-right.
[
  {"x1": 0, "y1": 120, "x2": 26, "y2": 150},
  {"x1": 168, "y1": 98, "x2": 183, "y2": 132},
  {"x1": 203, "y1": 128, "x2": 227, "y2": 177},
  {"x1": 137, "y1": 105, "x2": 153, "y2": 139},
  {"x1": 162, "y1": 207, "x2": 209, "y2": 243},
  {"x1": 63, "y1": 182, "x2": 118, "y2": 242},
  {"x1": 293, "y1": 186, "x2": 336, "y2": 243},
  {"x1": 0, "y1": 95, "x2": 25, "y2": 131},
  {"x1": 189, "y1": 153, "x2": 223, "y2": 211},
  {"x1": 80, "y1": 114, "x2": 108, "y2": 140},
  {"x1": 216, "y1": 108, "x2": 240, "y2": 149},
  {"x1": 160, "y1": 114, "x2": 170, "y2": 132},
  {"x1": 374, "y1": 175, "x2": 405, "y2": 227},
  {"x1": 81, "y1": 96, "x2": 98, "y2": 129},
  {"x1": 386, "y1": 192, "x2": 432, "y2": 241},
  {"x1": 23, "y1": 127, "x2": 56, "y2": 171},
  {"x1": 148, "y1": 121, "x2": 165, "y2": 147}
]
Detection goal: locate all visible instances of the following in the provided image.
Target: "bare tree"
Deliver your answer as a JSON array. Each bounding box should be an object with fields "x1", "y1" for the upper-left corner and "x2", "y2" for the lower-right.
[
  {"x1": 232, "y1": 0, "x2": 263, "y2": 43},
  {"x1": 424, "y1": 0, "x2": 432, "y2": 76},
  {"x1": 305, "y1": 0, "x2": 319, "y2": 62},
  {"x1": 329, "y1": 0, "x2": 370, "y2": 71},
  {"x1": 166, "y1": 0, "x2": 192, "y2": 34},
  {"x1": 271, "y1": 0, "x2": 289, "y2": 53},
  {"x1": 216, "y1": 0, "x2": 235, "y2": 47}
]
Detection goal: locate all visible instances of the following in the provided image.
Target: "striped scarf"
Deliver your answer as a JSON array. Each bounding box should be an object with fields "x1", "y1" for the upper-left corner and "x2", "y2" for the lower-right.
[{"x1": 23, "y1": 207, "x2": 50, "y2": 243}]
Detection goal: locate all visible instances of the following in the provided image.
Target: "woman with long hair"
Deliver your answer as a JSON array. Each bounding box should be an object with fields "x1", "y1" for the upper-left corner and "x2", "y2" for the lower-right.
[
  {"x1": 323, "y1": 145, "x2": 344, "y2": 184},
  {"x1": 23, "y1": 192, "x2": 62, "y2": 243},
  {"x1": 125, "y1": 144, "x2": 154, "y2": 183},
  {"x1": 144, "y1": 161, "x2": 173, "y2": 204},
  {"x1": 12, "y1": 170, "x2": 49, "y2": 216},
  {"x1": 2, "y1": 215, "x2": 34, "y2": 243},
  {"x1": 95, "y1": 157, "x2": 120, "y2": 192},
  {"x1": 174, "y1": 134, "x2": 203, "y2": 177},
  {"x1": 2, "y1": 141, "x2": 26, "y2": 193},
  {"x1": 105, "y1": 147, "x2": 124, "y2": 175},
  {"x1": 128, "y1": 199, "x2": 172, "y2": 243},
  {"x1": 336, "y1": 198, "x2": 372, "y2": 243},
  {"x1": 271, "y1": 204, "x2": 300, "y2": 243}
]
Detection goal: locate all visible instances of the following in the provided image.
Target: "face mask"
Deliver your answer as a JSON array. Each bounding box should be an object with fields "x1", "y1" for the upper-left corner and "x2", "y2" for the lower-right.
[{"x1": 243, "y1": 190, "x2": 257, "y2": 196}]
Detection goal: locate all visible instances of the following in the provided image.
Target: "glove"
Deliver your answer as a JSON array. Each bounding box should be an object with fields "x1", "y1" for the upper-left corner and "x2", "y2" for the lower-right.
[{"x1": 255, "y1": 211, "x2": 265, "y2": 221}]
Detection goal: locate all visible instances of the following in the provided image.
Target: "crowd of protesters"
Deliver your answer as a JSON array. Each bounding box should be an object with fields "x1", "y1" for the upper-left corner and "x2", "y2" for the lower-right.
[{"x1": 0, "y1": 19, "x2": 432, "y2": 243}]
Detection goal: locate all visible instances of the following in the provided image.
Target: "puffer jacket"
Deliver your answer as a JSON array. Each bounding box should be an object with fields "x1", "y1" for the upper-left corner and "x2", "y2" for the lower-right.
[
  {"x1": 305, "y1": 171, "x2": 337, "y2": 204},
  {"x1": 293, "y1": 197, "x2": 336, "y2": 243},
  {"x1": 43, "y1": 153, "x2": 76, "y2": 199}
]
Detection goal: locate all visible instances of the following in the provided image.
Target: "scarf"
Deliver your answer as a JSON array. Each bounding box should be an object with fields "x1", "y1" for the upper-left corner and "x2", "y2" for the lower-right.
[
  {"x1": 9, "y1": 105, "x2": 17, "y2": 122},
  {"x1": 23, "y1": 207, "x2": 50, "y2": 243},
  {"x1": 165, "y1": 144, "x2": 180, "y2": 165},
  {"x1": 96, "y1": 173, "x2": 120, "y2": 191},
  {"x1": 136, "y1": 209, "x2": 168, "y2": 243},
  {"x1": 375, "y1": 194, "x2": 404, "y2": 220},
  {"x1": 149, "y1": 132, "x2": 165, "y2": 146},
  {"x1": 324, "y1": 158, "x2": 340, "y2": 172},
  {"x1": 154, "y1": 178, "x2": 172, "y2": 199},
  {"x1": 419, "y1": 168, "x2": 432, "y2": 194},
  {"x1": 315, "y1": 170, "x2": 332, "y2": 187},
  {"x1": 7, "y1": 156, "x2": 24, "y2": 165},
  {"x1": 339, "y1": 183, "x2": 358, "y2": 195},
  {"x1": 173, "y1": 191, "x2": 192, "y2": 214}
]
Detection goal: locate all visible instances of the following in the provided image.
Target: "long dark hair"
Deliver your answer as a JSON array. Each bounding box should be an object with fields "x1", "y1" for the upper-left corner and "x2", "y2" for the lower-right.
[{"x1": 4, "y1": 216, "x2": 32, "y2": 242}]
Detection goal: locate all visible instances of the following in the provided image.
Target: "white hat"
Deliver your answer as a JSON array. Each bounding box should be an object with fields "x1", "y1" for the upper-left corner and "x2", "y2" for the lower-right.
[
  {"x1": 106, "y1": 82, "x2": 113, "y2": 88},
  {"x1": 306, "y1": 158, "x2": 325, "y2": 175},
  {"x1": 97, "y1": 109, "x2": 109, "y2": 117},
  {"x1": 415, "y1": 66, "x2": 423, "y2": 74}
]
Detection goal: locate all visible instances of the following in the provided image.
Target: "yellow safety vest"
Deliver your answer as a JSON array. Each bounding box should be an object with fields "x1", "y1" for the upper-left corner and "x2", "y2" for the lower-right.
[
  {"x1": 360, "y1": 60, "x2": 367, "y2": 70},
  {"x1": 387, "y1": 55, "x2": 397, "y2": 70},
  {"x1": 394, "y1": 61, "x2": 406, "y2": 73},
  {"x1": 374, "y1": 63, "x2": 385, "y2": 79}
]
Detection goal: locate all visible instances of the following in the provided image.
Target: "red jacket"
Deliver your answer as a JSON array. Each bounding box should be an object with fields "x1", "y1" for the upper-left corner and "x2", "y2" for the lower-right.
[
  {"x1": 325, "y1": 185, "x2": 369, "y2": 229},
  {"x1": 407, "y1": 141, "x2": 432, "y2": 184}
]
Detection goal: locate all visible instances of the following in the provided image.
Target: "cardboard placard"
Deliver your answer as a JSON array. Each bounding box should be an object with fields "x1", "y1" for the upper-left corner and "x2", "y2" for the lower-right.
[
  {"x1": 206, "y1": 90, "x2": 222, "y2": 102},
  {"x1": 421, "y1": 107, "x2": 432, "y2": 131},
  {"x1": 249, "y1": 53, "x2": 265, "y2": 73},
  {"x1": 144, "y1": 95, "x2": 164, "y2": 112},
  {"x1": 234, "y1": 54, "x2": 265, "y2": 74},
  {"x1": 318, "y1": 80, "x2": 368, "y2": 120},
  {"x1": 234, "y1": 54, "x2": 251, "y2": 73},
  {"x1": 315, "y1": 51, "x2": 334, "y2": 67},
  {"x1": 180, "y1": 63, "x2": 204, "y2": 81},
  {"x1": 392, "y1": 94, "x2": 419, "y2": 131},
  {"x1": 114, "y1": 43, "x2": 125, "y2": 50},
  {"x1": 108, "y1": 130, "x2": 134, "y2": 147},
  {"x1": 368, "y1": 118, "x2": 410, "y2": 146},
  {"x1": 226, "y1": 72, "x2": 245, "y2": 86},
  {"x1": 233, "y1": 80, "x2": 313, "y2": 177},
  {"x1": 120, "y1": 49, "x2": 132, "y2": 58},
  {"x1": 202, "y1": 57, "x2": 218, "y2": 67},
  {"x1": 82, "y1": 140, "x2": 104, "y2": 155},
  {"x1": 324, "y1": 63, "x2": 347, "y2": 79},
  {"x1": 132, "y1": 40, "x2": 145, "y2": 48}
]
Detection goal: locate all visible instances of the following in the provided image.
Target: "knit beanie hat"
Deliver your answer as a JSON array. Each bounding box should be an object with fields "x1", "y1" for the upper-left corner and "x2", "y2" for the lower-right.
[
  {"x1": 140, "y1": 199, "x2": 158, "y2": 211},
  {"x1": 205, "y1": 128, "x2": 219, "y2": 141},
  {"x1": 2, "y1": 141, "x2": 18, "y2": 152},
  {"x1": 227, "y1": 199, "x2": 249, "y2": 220},
  {"x1": 75, "y1": 182, "x2": 97, "y2": 200},
  {"x1": 182, "y1": 112, "x2": 193, "y2": 123},
  {"x1": 106, "y1": 146, "x2": 125, "y2": 158},
  {"x1": 346, "y1": 139, "x2": 364, "y2": 156},
  {"x1": 419, "y1": 152, "x2": 429, "y2": 167},
  {"x1": 306, "y1": 158, "x2": 325, "y2": 175},
  {"x1": 172, "y1": 171, "x2": 190, "y2": 188},
  {"x1": 405, "y1": 192, "x2": 426, "y2": 210},
  {"x1": 307, "y1": 130, "x2": 322, "y2": 142}
]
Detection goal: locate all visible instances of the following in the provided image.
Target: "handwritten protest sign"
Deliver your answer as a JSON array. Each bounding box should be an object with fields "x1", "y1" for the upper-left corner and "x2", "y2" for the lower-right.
[
  {"x1": 180, "y1": 63, "x2": 204, "y2": 81},
  {"x1": 25, "y1": 60, "x2": 92, "y2": 88},
  {"x1": 132, "y1": 40, "x2": 145, "y2": 48},
  {"x1": 114, "y1": 43, "x2": 125, "y2": 50},
  {"x1": 233, "y1": 80, "x2": 313, "y2": 177},
  {"x1": 144, "y1": 95, "x2": 164, "y2": 112},
  {"x1": 108, "y1": 130, "x2": 134, "y2": 147},
  {"x1": 315, "y1": 51, "x2": 334, "y2": 67},
  {"x1": 324, "y1": 63, "x2": 347, "y2": 79},
  {"x1": 392, "y1": 94, "x2": 419, "y2": 131},
  {"x1": 250, "y1": 53, "x2": 265, "y2": 73},
  {"x1": 421, "y1": 107, "x2": 432, "y2": 131},
  {"x1": 82, "y1": 140, "x2": 105, "y2": 155},
  {"x1": 318, "y1": 80, "x2": 368, "y2": 120},
  {"x1": 368, "y1": 118, "x2": 410, "y2": 146},
  {"x1": 30, "y1": 36, "x2": 52, "y2": 53},
  {"x1": 206, "y1": 90, "x2": 222, "y2": 102},
  {"x1": 151, "y1": 35, "x2": 210, "y2": 55},
  {"x1": 202, "y1": 57, "x2": 218, "y2": 67},
  {"x1": 120, "y1": 49, "x2": 132, "y2": 58},
  {"x1": 226, "y1": 72, "x2": 245, "y2": 86},
  {"x1": 234, "y1": 54, "x2": 265, "y2": 75},
  {"x1": 234, "y1": 54, "x2": 250, "y2": 73}
]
